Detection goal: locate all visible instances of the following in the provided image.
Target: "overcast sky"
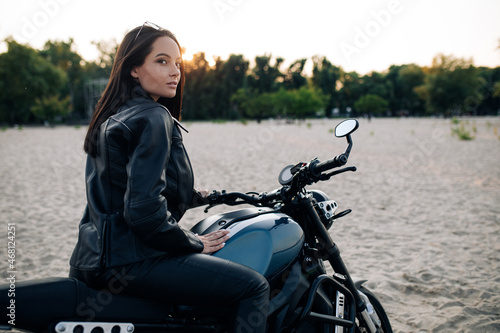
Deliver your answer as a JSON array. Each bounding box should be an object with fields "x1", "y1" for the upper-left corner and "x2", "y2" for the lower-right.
[{"x1": 1, "y1": 0, "x2": 499, "y2": 74}]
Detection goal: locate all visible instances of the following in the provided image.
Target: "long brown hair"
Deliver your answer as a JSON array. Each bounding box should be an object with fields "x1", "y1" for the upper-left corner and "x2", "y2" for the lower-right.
[{"x1": 84, "y1": 25, "x2": 185, "y2": 157}]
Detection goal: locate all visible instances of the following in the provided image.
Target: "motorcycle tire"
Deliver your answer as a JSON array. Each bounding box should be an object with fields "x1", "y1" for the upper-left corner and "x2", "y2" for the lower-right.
[{"x1": 355, "y1": 286, "x2": 393, "y2": 333}]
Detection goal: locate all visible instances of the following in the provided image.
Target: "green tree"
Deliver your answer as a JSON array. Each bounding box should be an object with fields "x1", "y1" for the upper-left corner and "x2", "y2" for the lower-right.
[
  {"x1": 360, "y1": 71, "x2": 391, "y2": 100},
  {"x1": 248, "y1": 55, "x2": 284, "y2": 93},
  {"x1": 231, "y1": 88, "x2": 276, "y2": 122},
  {"x1": 398, "y1": 64, "x2": 425, "y2": 114},
  {"x1": 494, "y1": 81, "x2": 500, "y2": 98},
  {"x1": 311, "y1": 56, "x2": 342, "y2": 116},
  {"x1": 354, "y1": 94, "x2": 389, "y2": 116},
  {"x1": 211, "y1": 54, "x2": 249, "y2": 119},
  {"x1": 183, "y1": 52, "x2": 212, "y2": 119},
  {"x1": 338, "y1": 70, "x2": 394, "y2": 116},
  {"x1": 40, "y1": 39, "x2": 86, "y2": 119},
  {"x1": 415, "y1": 54, "x2": 483, "y2": 116},
  {"x1": 283, "y1": 58, "x2": 308, "y2": 90},
  {"x1": 231, "y1": 86, "x2": 327, "y2": 121},
  {"x1": 386, "y1": 64, "x2": 425, "y2": 115},
  {"x1": 289, "y1": 86, "x2": 328, "y2": 119},
  {"x1": 272, "y1": 88, "x2": 294, "y2": 117},
  {"x1": 31, "y1": 95, "x2": 72, "y2": 123},
  {"x1": 475, "y1": 66, "x2": 500, "y2": 115},
  {"x1": 338, "y1": 71, "x2": 362, "y2": 115},
  {"x1": 0, "y1": 38, "x2": 67, "y2": 124}
]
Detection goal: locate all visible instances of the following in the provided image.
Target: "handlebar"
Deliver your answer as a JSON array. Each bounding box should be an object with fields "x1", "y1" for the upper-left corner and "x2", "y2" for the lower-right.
[
  {"x1": 206, "y1": 120, "x2": 359, "y2": 211},
  {"x1": 205, "y1": 161, "x2": 356, "y2": 212},
  {"x1": 205, "y1": 190, "x2": 267, "y2": 212},
  {"x1": 205, "y1": 186, "x2": 291, "y2": 211},
  {"x1": 310, "y1": 154, "x2": 348, "y2": 176}
]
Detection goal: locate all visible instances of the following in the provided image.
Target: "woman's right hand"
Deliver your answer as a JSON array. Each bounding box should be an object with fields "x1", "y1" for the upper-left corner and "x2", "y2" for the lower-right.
[{"x1": 196, "y1": 230, "x2": 230, "y2": 254}]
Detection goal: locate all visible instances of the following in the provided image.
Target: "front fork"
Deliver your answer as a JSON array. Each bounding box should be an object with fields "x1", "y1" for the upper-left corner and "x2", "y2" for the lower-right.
[
  {"x1": 301, "y1": 195, "x2": 379, "y2": 333},
  {"x1": 327, "y1": 241, "x2": 378, "y2": 333}
]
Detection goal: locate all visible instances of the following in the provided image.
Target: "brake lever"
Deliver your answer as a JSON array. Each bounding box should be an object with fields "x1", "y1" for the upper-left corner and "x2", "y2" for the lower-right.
[
  {"x1": 203, "y1": 204, "x2": 217, "y2": 213},
  {"x1": 320, "y1": 166, "x2": 357, "y2": 181},
  {"x1": 204, "y1": 190, "x2": 225, "y2": 213}
]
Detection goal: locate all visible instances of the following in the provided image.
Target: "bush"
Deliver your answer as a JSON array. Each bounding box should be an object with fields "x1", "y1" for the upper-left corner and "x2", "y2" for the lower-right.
[
  {"x1": 30, "y1": 95, "x2": 72, "y2": 124},
  {"x1": 354, "y1": 94, "x2": 389, "y2": 115},
  {"x1": 451, "y1": 121, "x2": 475, "y2": 140}
]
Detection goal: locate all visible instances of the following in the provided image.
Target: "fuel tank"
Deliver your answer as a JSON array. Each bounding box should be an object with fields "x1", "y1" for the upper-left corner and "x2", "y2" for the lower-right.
[{"x1": 191, "y1": 208, "x2": 304, "y2": 278}]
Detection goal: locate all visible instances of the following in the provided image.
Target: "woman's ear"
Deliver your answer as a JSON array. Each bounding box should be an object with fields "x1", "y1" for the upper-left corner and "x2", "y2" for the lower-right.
[{"x1": 130, "y1": 67, "x2": 139, "y2": 79}]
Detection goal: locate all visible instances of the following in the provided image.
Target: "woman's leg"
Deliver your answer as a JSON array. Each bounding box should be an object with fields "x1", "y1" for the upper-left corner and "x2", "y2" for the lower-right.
[{"x1": 115, "y1": 254, "x2": 269, "y2": 333}]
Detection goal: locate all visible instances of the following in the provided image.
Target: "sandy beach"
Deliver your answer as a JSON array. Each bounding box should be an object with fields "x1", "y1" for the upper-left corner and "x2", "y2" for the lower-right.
[{"x1": 1, "y1": 117, "x2": 499, "y2": 332}]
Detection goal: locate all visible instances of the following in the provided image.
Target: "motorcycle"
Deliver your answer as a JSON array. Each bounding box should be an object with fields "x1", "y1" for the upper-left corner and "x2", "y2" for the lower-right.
[{"x1": 1, "y1": 119, "x2": 392, "y2": 333}]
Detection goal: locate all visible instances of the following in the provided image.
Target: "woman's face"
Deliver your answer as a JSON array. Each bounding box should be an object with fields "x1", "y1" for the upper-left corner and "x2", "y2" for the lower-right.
[{"x1": 131, "y1": 36, "x2": 181, "y2": 101}]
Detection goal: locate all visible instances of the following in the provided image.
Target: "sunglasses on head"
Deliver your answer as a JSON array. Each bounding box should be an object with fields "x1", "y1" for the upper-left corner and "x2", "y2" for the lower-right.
[
  {"x1": 125, "y1": 21, "x2": 164, "y2": 53},
  {"x1": 133, "y1": 21, "x2": 164, "y2": 43}
]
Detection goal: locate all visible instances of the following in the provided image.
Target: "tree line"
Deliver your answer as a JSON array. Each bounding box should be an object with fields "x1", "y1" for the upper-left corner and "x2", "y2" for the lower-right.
[{"x1": 0, "y1": 37, "x2": 499, "y2": 125}]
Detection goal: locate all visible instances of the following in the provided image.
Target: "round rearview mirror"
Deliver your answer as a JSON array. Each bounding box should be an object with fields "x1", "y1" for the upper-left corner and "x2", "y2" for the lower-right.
[
  {"x1": 278, "y1": 165, "x2": 294, "y2": 185},
  {"x1": 335, "y1": 119, "x2": 359, "y2": 137}
]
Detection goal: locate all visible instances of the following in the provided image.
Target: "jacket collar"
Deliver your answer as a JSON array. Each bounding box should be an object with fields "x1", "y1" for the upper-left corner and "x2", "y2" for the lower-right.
[
  {"x1": 131, "y1": 83, "x2": 154, "y2": 101},
  {"x1": 130, "y1": 84, "x2": 189, "y2": 133}
]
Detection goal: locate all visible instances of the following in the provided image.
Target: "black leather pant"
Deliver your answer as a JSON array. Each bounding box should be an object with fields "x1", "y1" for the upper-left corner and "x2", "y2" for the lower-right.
[{"x1": 70, "y1": 253, "x2": 270, "y2": 332}]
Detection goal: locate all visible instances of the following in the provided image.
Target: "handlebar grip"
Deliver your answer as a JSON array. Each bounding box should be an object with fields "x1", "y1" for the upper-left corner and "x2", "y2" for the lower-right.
[{"x1": 311, "y1": 154, "x2": 347, "y2": 175}]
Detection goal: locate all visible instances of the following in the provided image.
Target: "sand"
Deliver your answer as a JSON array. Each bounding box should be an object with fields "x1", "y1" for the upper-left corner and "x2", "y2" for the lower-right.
[{"x1": 1, "y1": 117, "x2": 499, "y2": 332}]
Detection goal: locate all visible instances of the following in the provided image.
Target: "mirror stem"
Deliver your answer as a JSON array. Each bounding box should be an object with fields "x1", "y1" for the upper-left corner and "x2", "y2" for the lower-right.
[{"x1": 345, "y1": 134, "x2": 353, "y2": 158}]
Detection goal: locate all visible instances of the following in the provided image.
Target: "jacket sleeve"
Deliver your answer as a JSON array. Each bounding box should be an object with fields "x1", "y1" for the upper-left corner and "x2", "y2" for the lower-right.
[
  {"x1": 123, "y1": 107, "x2": 204, "y2": 253},
  {"x1": 189, "y1": 189, "x2": 210, "y2": 209}
]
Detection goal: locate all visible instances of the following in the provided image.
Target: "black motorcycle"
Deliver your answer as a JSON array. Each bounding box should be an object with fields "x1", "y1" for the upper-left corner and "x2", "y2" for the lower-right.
[{"x1": 1, "y1": 119, "x2": 392, "y2": 333}]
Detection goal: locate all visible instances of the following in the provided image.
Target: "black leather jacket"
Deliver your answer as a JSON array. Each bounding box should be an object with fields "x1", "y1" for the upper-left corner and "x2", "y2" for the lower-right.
[{"x1": 70, "y1": 86, "x2": 203, "y2": 271}]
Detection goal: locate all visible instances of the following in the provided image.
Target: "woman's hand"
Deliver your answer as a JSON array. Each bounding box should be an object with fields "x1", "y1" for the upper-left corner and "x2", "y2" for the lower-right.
[
  {"x1": 190, "y1": 188, "x2": 210, "y2": 208},
  {"x1": 196, "y1": 230, "x2": 230, "y2": 254},
  {"x1": 196, "y1": 189, "x2": 209, "y2": 198}
]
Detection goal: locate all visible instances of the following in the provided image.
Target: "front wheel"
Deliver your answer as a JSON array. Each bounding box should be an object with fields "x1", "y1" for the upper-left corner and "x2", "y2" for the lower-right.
[{"x1": 355, "y1": 286, "x2": 393, "y2": 333}]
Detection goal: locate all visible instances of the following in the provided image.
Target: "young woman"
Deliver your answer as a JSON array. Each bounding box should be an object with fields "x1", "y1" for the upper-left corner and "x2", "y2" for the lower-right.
[{"x1": 69, "y1": 22, "x2": 269, "y2": 332}]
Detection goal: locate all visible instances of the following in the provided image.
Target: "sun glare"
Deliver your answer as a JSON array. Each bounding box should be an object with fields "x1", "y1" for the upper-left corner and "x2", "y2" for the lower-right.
[
  {"x1": 182, "y1": 48, "x2": 218, "y2": 67},
  {"x1": 205, "y1": 53, "x2": 216, "y2": 67},
  {"x1": 182, "y1": 50, "x2": 193, "y2": 62}
]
